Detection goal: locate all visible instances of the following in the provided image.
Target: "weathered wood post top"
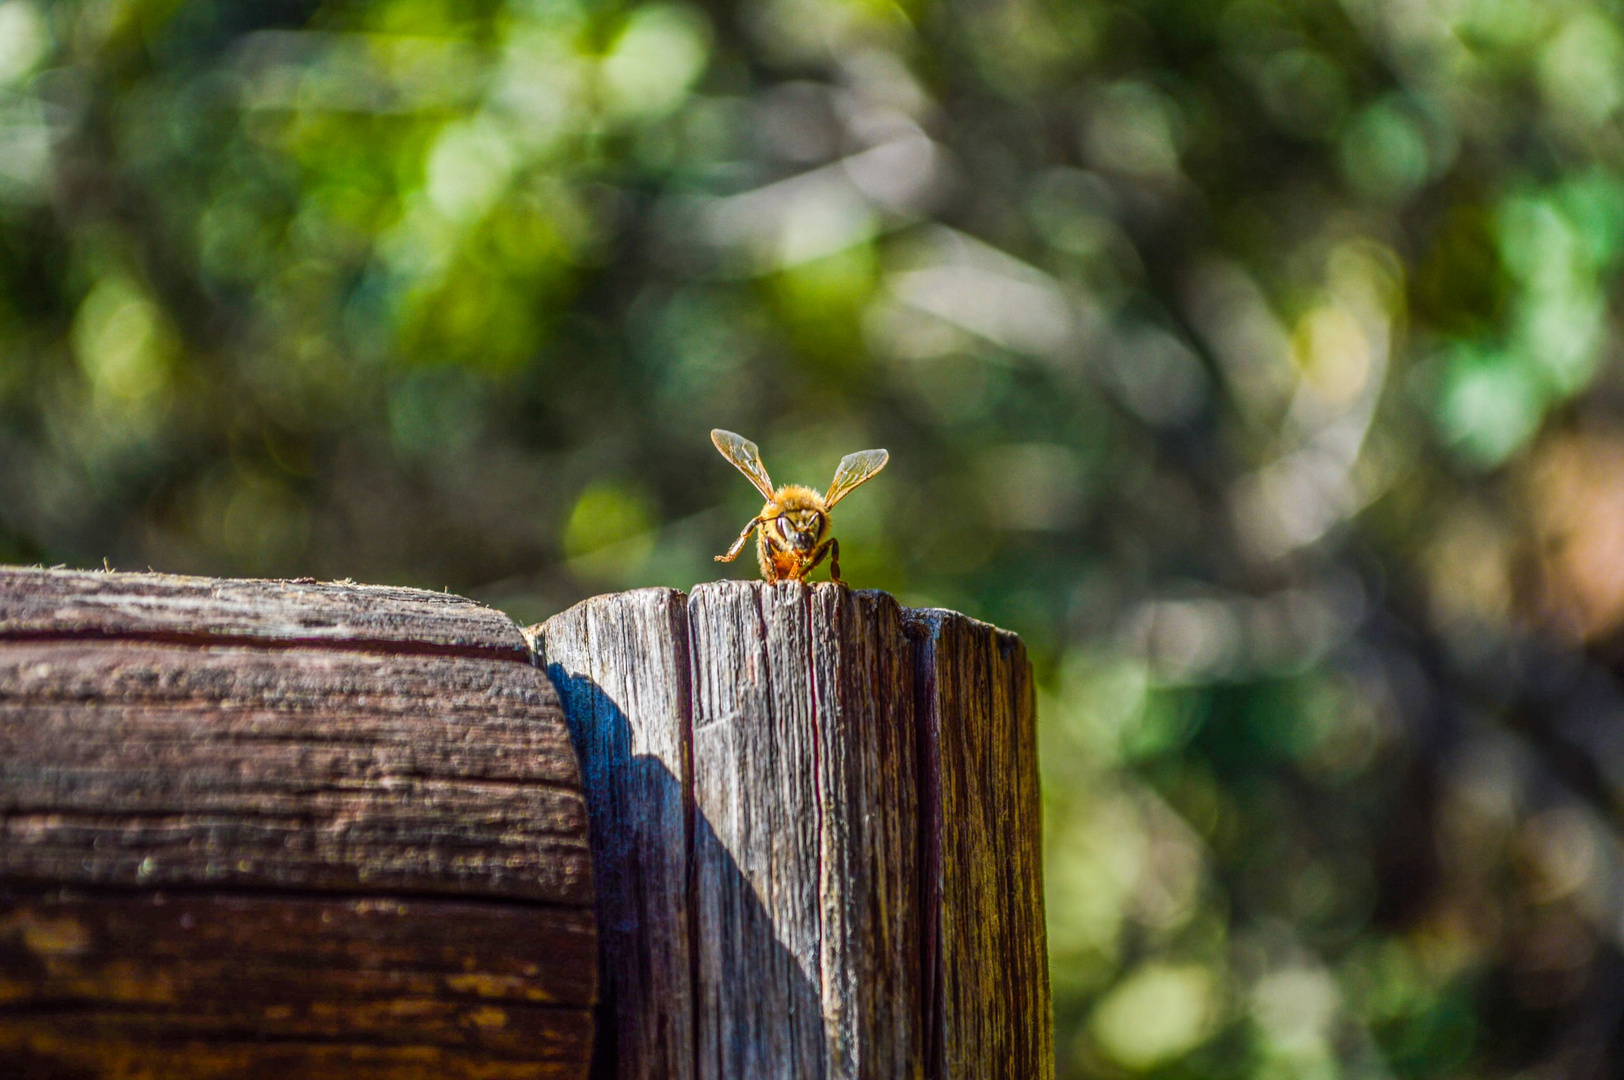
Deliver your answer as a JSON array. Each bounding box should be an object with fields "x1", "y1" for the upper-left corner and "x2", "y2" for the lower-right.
[{"x1": 533, "y1": 581, "x2": 1052, "y2": 1080}]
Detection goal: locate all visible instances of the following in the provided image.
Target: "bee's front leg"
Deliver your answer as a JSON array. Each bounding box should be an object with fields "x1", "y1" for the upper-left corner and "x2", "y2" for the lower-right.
[
  {"x1": 799, "y1": 542, "x2": 828, "y2": 583},
  {"x1": 826, "y1": 538, "x2": 843, "y2": 585},
  {"x1": 716, "y1": 517, "x2": 764, "y2": 563},
  {"x1": 757, "y1": 528, "x2": 781, "y2": 582}
]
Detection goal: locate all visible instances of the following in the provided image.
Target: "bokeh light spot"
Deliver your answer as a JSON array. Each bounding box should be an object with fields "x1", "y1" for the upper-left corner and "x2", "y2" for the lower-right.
[
  {"x1": 71, "y1": 278, "x2": 173, "y2": 407},
  {"x1": 563, "y1": 480, "x2": 656, "y2": 583},
  {"x1": 1089, "y1": 962, "x2": 1217, "y2": 1069},
  {"x1": 1339, "y1": 100, "x2": 1428, "y2": 203},
  {"x1": 601, "y1": 3, "x2": 712, "y2": 120},
  {"x1": 0, "y1": 1, "x2": 47, "y2": 86}
]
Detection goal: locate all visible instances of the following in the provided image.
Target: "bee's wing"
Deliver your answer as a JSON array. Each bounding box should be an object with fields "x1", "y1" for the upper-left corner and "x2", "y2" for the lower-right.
[
  {"x1": 824, "y1": 449, "x2": 889, "y2": 507},
  {"x1": 711, "y1": 429, "x2": 776, "y2": 500}
]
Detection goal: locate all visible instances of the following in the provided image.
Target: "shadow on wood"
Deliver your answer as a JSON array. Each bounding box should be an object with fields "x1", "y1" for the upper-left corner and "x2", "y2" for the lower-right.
[{"x1": 547, "y1": 666, "x2": 826, "y2": 1080}]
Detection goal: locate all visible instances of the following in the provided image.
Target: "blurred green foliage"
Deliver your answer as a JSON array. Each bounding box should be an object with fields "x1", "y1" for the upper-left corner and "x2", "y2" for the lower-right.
[{"x1": 7, "y1": 0, "x2": 1624, "y2": 1075}]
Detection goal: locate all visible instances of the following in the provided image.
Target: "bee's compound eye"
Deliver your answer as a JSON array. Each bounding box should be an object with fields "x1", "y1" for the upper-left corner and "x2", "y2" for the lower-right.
[{"x1": 775, "y1": 516, "x2": 794, "y2": 539}]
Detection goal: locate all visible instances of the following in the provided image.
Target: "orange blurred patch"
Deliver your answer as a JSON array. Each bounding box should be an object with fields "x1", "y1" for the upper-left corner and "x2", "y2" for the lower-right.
[{"x1": 1528, "y1": 434, "x2": 1624, "y2": 640}]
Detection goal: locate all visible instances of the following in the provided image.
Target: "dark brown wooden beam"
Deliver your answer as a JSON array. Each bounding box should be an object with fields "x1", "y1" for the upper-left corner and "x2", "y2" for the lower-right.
[{"x1": 0, "y1": 567, "x2": 596, "y2": 1080}]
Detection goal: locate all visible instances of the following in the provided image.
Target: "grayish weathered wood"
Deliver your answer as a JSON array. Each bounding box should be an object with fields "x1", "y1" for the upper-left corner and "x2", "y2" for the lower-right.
[
  {"x1": 0, "y1": 566, "x2": 597, "y2": 1079},
  {"x1": 806, "y1": 585, "x2": 921, "y2": 1080},
  {"x1": 0, "y1": 565, "x2": 528, "y2": 659},
  {"x1": 533, "y1": 582, "x2": 1046, "y2": 1080},
  {"x1": 688, "y1": 580, "x2": 830, "y2": 1080},
  {"x1": 529, "y1": 589, "x2": 694, "y2": 1080}
]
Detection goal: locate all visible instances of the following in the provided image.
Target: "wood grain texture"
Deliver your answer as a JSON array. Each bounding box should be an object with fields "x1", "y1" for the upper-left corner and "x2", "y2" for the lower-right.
[
  {"x1": 908, "y1": 609, "x2": 1052, "y2": 1080},
  {"x1": 687, "y1": 580, "x2": 828, "y2": 1080},
  {"x1": 0, "y1": 888, "x2": 596, "y2": 1071},
  {"x1": 0, "y1": 640, "x2": 590, "y2": 904},
  {"x1": 534, "y1": 582, "x2": 1037, "y2": 1080},
  {"x1": 812, "y1": 588, "x2": 919, "y2": 1080},
  {"x1": 0, "y1": 566, "x2": 528, "y2": 660},
  {"x1": 0, "y1": 889, "x2": 596, "y2": 1011},
  {"x1": 0, "y1": 567, "x2": 597, "y2": 1080},
  {"x1": 529, "y1": 589, "x2": 693, "y2": 1080},
  {"x1": 0, "y1": 1023, "x2": 593, "y2": 1080},
  {"x1": 686, "y1": 583, "x2": 920, "y2": 1079}
]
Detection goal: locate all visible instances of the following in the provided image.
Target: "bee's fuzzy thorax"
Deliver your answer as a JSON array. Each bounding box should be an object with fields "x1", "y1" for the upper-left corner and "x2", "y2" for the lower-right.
[{"x1": 766, "y1": 485, "x2": 826, "y2": 513}]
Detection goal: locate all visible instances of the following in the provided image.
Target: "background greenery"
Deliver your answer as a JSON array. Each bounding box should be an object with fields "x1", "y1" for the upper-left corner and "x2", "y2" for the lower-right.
[{"x1": 7, "y1": 0, "x2": 1624, "y2": 1075}]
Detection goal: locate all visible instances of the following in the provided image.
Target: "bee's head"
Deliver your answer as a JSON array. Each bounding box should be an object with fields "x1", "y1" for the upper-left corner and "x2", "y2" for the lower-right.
[{"x1": 772, "y1": 508, "x2": 826, "y2": 552}]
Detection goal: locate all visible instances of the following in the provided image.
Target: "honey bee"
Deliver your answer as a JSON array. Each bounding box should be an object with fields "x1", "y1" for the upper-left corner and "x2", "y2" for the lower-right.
[{"x1": 710, "y1": 429, "x2": 888, "y2": 585}]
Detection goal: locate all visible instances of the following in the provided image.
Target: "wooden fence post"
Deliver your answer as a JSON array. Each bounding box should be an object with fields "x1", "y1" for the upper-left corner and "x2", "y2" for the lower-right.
[
  {"x1": 531, "y1": 581, "x2": 1051, "y2": 1080},
  {"x1": 0, "y1": 567, "x2": 597, "y2": 1079}
]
